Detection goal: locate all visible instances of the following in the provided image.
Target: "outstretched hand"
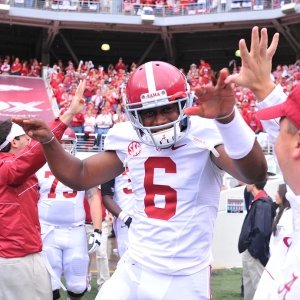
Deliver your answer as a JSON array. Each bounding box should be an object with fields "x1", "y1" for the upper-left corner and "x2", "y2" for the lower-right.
[
  {"x1": 12, "y1": 81, "x2": 87, "y2": 143},
  {"x1": 67, "y1": 79, "x2": 86, "y2": 115},
  {"x1": 59, "y1": 79, "x2": 86, "y2": 124},
  {"x1": 225, "y1": 26, "x2": 279, "y2": 100},
  {"x1": 11, "y1": 118, "x2": 54, "y2": 144},
  {"x1": 184, "y1": 68, "x2": 235, "y2": 119}
]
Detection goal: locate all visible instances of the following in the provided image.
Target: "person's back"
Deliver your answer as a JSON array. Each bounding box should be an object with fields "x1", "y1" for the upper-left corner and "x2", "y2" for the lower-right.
[
  {"x1": 37, "y1": 128, "x2": 101, "y2": 300},
  {"x1": 37, "y1": 163, "x2": 86, "y2": 227},
  {"x1": 37, "y1": 163, "x2": 89, "y2": 299},
  {"x1": 239, "y1": 185, "x2": 275, "y2": 262},
  {"x1": 238, "y1": 182, "x2": 276, "y2": 300}
]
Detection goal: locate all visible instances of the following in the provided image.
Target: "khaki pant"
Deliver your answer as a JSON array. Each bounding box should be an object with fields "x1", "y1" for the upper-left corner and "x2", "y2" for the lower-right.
[
  {"x1": 242, "y1": 249, "x2": 265, "y2": 300},
  {"x1": 0, "y1": 252, "x2": 52, "y2": 300}
]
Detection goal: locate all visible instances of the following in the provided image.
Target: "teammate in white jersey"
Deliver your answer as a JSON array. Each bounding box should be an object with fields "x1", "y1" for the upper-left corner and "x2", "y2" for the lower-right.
[
  {"x1": 37, "y1": 128, "x2": 102, "y2": 300},
  {"x1": 16, "y1": 52, "x2": 267, "y2": 299},
  {"x1": 101, "y1": 168, "x2": 134, "y2": 257}
]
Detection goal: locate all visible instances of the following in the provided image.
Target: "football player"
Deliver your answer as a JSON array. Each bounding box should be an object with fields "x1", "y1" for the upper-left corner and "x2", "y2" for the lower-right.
[
  {"x1": 37, "y1": 127, "x2": 102, "y2": 300},
  {"x1": 101, "y1": 168, "x2": 134, "y2": 258},
  {"x1": 16, "y1": 58, "x2": 267, "y2": 299}
]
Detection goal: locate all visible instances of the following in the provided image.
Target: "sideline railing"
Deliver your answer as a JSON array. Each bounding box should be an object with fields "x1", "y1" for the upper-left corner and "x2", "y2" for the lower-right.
[
  {"x1": 6, "y1": 0, "x2": 300, "y2": 16},
  {"x1": 74, "y1": 131, "x2": 274, "y2": 156},
  {"x1": 75, "y1": 133, "x2": 106, "y2": 153}
]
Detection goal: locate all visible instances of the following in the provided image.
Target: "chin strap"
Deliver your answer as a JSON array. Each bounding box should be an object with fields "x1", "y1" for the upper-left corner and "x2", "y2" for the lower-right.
[{"x1": 190, "y1": 135, "x2": 220, "y2": 157}]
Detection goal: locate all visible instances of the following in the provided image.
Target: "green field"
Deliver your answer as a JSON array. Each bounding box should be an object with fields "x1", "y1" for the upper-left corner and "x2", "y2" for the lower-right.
[{"x1": 60, "y1": 268, "x2": 243, "y2": 300}]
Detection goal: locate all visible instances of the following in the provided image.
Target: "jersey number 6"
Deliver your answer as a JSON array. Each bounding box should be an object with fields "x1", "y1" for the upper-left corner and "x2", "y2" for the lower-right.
[{"x1": 144, "y1": 157, "x2": 177, "y2": 221}]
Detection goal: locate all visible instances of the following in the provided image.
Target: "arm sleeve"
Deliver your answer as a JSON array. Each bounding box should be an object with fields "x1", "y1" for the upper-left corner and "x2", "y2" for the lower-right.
[
  {"x1": 256, "y1": 84, "x2": 287, "y2": 144},
  {"x1": 101, "y1": 178, "x2": 115, "y2": 197}
]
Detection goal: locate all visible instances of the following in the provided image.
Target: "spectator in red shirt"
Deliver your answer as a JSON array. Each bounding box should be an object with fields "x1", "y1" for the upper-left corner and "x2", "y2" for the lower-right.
[
  {"x1": 198, "y1": 59, "x2": 211, "y2": 74},
  {"x1": 65, "y1": 60, "x2": 75, "y2": 74},
  {"x1": 28, "y1": 58, "x2": 41, "y2": 77},
  {"x1": 54, "y1": 83, "x2": 66, "y2": 108},
  {"x1": 20, "y1": 60, "x2": 30, "y2": 76},
  {"x1": 114, "y1": 57, "x2": 126, "y2": 72},
  {"x1": 10, "y1": 57, "x2": 22, "y2": 76},
  {"x1": 70, "y1": 112, "x2": 85, "y2": 134},
  {"x1": 0, "y1": 81, "x2": 86, "y2": 300}
]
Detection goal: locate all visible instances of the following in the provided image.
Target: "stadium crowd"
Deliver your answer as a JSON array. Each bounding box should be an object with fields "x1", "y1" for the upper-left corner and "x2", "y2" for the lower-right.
[
  {"x1": 1, "y1": 54, "x2": 300, "y2": 137},
  {"x1": 2, "y1": 25, "x2": 300, "y2": 300},
  {"x1": 8, "y1": 0, "x2": 294, "y2": 15}
]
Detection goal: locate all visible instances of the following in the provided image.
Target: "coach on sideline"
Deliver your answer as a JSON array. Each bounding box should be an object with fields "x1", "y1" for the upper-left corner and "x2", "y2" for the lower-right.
[{"x1": 0, "y1": 80, "x2": 85, "y2": 300}]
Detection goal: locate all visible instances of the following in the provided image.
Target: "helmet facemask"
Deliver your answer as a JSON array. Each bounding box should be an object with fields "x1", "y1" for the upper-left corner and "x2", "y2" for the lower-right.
[
  {"x1": 61, "y1": 140, "x2": 76, "y2": 155},
  {"x1": 126, "y1": 90, "x2": 193, "y2": 148},
  {"x1": 61, "y1": 128, "x2": 77, "y2": 155}
]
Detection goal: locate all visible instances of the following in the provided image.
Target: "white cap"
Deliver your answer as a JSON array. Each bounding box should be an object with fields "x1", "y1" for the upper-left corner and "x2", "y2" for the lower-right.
[{"x1": 0, "y1": 123, "x2": 26, "y2": 151}]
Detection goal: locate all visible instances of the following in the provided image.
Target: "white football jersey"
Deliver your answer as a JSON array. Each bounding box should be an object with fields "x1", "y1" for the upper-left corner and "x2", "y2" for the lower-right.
[
  {"x1": 113, "y1": 170, "x2": 134, "y2": 257},
  {"x1": 104, "y1": 117, "x2": 224, "y2": 275},
  {"x1": 37, "y1": 164, "x2": 86, "y2": 227},
  {"x1": 114, "y1": 169, "x2": 134, "y2": 214}
]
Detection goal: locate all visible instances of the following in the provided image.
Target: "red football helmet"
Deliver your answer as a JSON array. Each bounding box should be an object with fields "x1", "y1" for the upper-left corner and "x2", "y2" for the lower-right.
[
  {"x1": 125, "y1": 61, "x2": 193, "y2": 148},
  {"x1": 61, "y1": 127, "x2": 77, "y2": 155}
]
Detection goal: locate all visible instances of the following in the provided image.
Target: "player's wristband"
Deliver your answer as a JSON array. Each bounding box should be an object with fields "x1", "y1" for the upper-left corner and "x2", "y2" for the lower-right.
[
  {"x1": 214, "y1": 107, "x2": 255, "y2": 159},
  {"x1": 94, "y1": 229, "x2": 102, "y2": 234},
  {"x1": 124, "y1": 217, "x2": 132, "y2": 228}
]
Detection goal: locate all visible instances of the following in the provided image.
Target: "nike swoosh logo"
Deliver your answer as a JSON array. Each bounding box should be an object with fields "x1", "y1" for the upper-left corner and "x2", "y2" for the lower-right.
[{"x1": 171, "y1": 144, "x2": 187, "y2": 150}]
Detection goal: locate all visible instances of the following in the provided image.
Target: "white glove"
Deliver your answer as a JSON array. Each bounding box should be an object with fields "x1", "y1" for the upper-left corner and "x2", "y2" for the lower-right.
[
  {"x1": 118, "y1": 211, "x2": 132, "y2": 228},
  {"x1": 88, "y1": 229, "x2": 101, "y2": 254}
]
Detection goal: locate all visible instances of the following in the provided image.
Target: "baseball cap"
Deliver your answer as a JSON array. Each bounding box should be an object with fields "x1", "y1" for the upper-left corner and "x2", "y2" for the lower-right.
[
  {"x1": 0, "y1": 123, "x2": 26, "y2": 151},
  {"x1": 256, "y1": 85, "x2": 300, "y2": 129}
]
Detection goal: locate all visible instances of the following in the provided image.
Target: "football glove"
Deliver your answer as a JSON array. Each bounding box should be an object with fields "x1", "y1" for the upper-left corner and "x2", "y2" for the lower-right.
[
  {"x1": 119, "y1": 211, "x2": 132, "y2": 228},
  {"x1": 88, "y1": 229, "x2": 101, "y2": 254}
]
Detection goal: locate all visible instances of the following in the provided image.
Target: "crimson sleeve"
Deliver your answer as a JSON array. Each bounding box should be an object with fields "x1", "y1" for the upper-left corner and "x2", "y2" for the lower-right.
[{"x1": 1, "y1": 118, "x2": 67, "y2": 185}]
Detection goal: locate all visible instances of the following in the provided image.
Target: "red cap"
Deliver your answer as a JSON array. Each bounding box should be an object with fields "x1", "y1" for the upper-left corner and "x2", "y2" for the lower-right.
[{"x1": 256, "y1": 85, "x2": 300, "y2": 129}]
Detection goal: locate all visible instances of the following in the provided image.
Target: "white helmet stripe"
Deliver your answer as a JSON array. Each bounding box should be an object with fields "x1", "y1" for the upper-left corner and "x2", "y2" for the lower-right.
[{"x1": 145, "y1": 62, "x2": 156, "y2": 93}]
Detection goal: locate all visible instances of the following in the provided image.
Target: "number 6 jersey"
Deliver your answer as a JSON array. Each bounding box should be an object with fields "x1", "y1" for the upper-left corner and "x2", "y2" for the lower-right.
[{"x1": 104, "y1": 116, "x2": 224, "y2": 275}]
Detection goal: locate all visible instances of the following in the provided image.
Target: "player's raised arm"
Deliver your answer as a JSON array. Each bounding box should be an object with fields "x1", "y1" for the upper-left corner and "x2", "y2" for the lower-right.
[
  {"x1": 184, "y1": 68, "x2": 267, "y2": 184},
  {"x1": 12, "y1": 79, "x2": 124, "y2": 190},
  {"x1": 13, "y1": 116, "x2": 123, "y2": 190}
]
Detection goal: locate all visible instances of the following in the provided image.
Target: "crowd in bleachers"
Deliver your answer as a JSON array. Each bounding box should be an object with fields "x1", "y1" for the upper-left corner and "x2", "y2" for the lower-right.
[
  {"x1": 7, "y1": 0, "x2": 298, "y2": 15},
  {"x1": 1, "y1": 54, "x2": 300, "y2": 141},
  {"x1": 0, "y1": 55, "x2": 42, "y2": 77}
]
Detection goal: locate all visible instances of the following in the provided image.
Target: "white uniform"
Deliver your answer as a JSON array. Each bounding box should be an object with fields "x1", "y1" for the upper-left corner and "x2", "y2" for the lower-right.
[
  {"x1": 254, "y1": 189, "x2": 300, "y2": 300},
  {"x1": 97, "y1": 117, "x2": 223, "y2": 300},
  {"x1": 113, "y1": 170, "x2": 134, "y2": 257},
  {"x1": 37, "y1": 164, "x2": 89, "y2": 294}
]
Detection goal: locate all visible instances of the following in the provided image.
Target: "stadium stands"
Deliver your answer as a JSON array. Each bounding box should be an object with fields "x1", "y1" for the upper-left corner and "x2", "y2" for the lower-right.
[{"x1": 0, "y1": 0, "x2": 299, "y2": 71}]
